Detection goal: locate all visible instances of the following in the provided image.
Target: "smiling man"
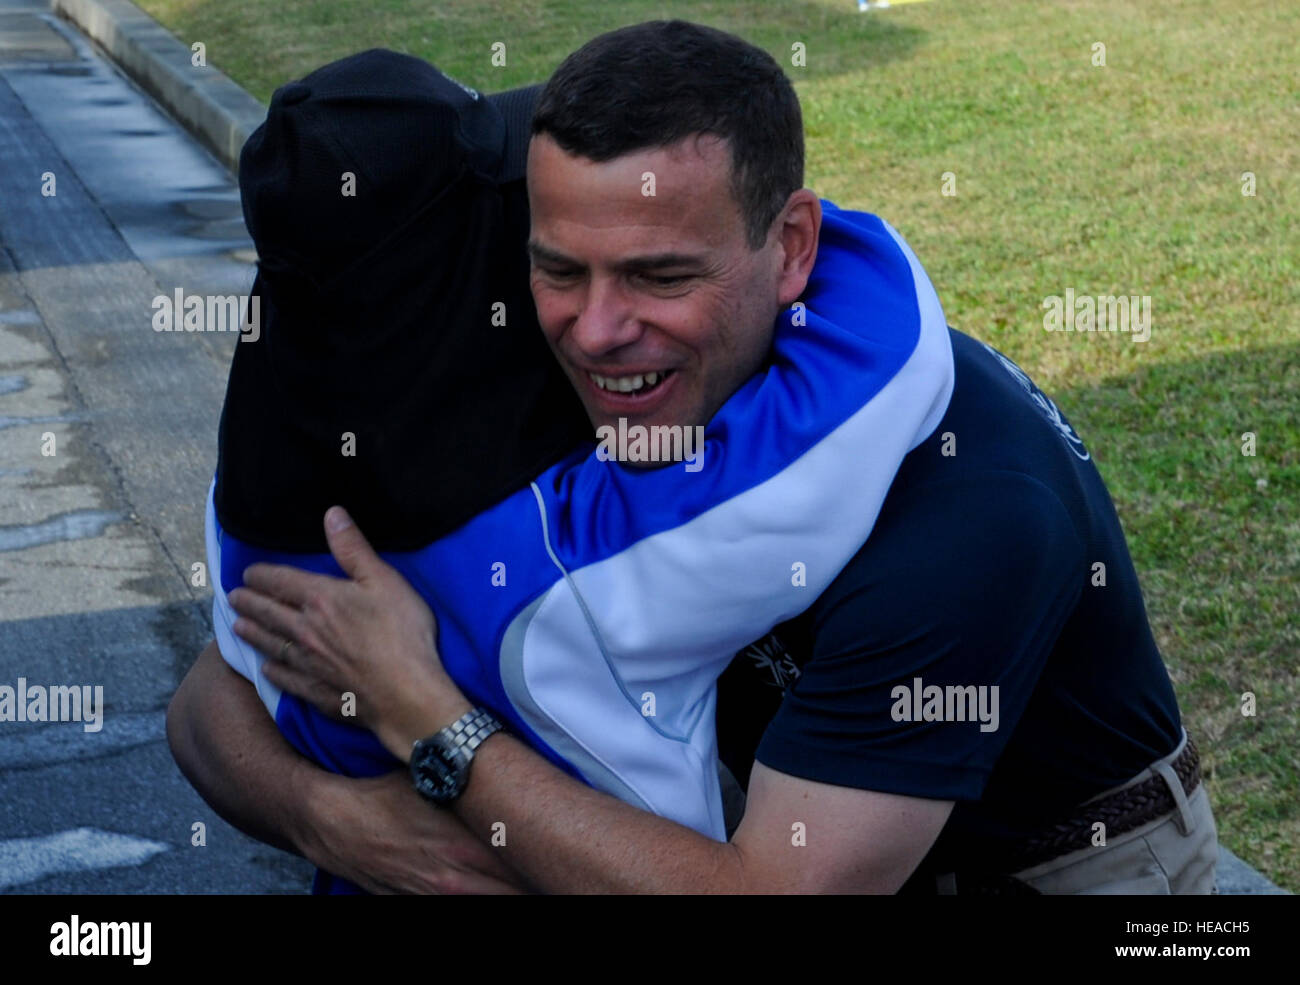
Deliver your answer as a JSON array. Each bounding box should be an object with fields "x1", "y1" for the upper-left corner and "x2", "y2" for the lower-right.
[
  {"x1": 529, "y1": 132, "x2": 779, "y2": 474},
  {"x1": 527, "y1": 131, "x2": 785, "y2": 438},
  {"x1": 170, "y1": 20, "x2": 1215, "y2": 894}
]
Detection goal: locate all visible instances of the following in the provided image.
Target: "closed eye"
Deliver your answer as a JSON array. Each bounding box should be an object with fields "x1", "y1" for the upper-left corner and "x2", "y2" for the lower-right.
[{"x1": 538, "y1": 267, "x2": 582, "y2": 281}]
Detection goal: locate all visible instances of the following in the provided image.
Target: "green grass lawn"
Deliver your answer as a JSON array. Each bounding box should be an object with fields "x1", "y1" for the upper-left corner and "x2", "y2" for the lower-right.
[{"x1": 139, "y1": 0, "x2": 1300, "y2": 889}]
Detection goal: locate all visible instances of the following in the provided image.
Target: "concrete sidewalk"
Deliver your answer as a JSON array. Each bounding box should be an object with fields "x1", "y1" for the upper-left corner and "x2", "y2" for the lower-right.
[
  {"x1": 0, "y1": 0, "x2": 1288, "y2": 895},
  {"x1": 0, "y1": 0, "x2": 310, "y2": 892}
]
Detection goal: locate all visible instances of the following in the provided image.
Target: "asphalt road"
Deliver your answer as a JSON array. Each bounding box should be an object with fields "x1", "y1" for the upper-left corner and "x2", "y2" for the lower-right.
[{"x1": 0, "y1": 0, "x2": 312, "y2": 892}]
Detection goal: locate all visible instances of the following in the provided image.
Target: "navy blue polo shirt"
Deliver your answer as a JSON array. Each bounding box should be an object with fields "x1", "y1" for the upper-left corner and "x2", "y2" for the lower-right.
[{"x1": 716, "y1": 327, "x2": 1182, "y2": 874}]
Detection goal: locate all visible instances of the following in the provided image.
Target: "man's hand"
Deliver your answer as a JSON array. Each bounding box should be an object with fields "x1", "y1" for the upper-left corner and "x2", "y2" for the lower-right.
[
  {"x1": 227, "y1": 506, "x2": 469, "y2": 759},
  {"x1": 168, "y1": 640, "x2": 529, "y2": 894},
  {"x1": 305, "y1": 770, "x2": 529, "y2": 895}
]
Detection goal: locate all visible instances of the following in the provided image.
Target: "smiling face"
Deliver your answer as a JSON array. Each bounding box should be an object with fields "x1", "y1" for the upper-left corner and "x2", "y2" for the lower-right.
[{"x1": 526, "y1": 131, "x2": 816, "y2": 438}]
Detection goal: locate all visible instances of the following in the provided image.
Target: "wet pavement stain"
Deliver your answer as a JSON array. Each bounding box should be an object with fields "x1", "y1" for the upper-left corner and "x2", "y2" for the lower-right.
[
  {"x1": 0, "y1": 410, "x2": 85, "y2": 431},
  {"x1": 0, "y1": 508, "x2": 122, "y2": 552},
  {"x1": 0, "y1": 310, "x2": 41, "y2": 325}
]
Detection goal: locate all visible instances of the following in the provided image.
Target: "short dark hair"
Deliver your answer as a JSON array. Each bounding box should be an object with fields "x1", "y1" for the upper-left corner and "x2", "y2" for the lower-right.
[{"x1": 531, "y1": 20, "x2": 804, "y2": 250}]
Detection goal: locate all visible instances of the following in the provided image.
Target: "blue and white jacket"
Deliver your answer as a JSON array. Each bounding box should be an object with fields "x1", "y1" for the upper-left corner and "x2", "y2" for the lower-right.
[{"x1": 207, "y1": 201, "x2": 953, "y2": 856}]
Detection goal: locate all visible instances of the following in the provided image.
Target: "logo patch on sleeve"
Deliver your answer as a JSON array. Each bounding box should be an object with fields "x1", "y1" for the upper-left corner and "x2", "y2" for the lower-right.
[
  {"x1": 742, "y1": 633, "x2": 802, "y2": 690},
  {"x1": 979, "y1": 341, "x2": 1090, "y2": 461}
]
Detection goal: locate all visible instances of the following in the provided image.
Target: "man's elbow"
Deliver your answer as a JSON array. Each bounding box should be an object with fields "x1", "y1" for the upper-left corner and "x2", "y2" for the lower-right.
[
  {"x1": 166, "y1": 665, "x2": 200, "y2": 778},
  {"x1": 167, "y1": 642, "x2": 223, "y2": 781}
]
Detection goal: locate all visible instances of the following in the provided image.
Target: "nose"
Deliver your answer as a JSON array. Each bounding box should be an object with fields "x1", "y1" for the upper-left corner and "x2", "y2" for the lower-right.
[{"x1": 569, "y1": 274, "x2": 644, "y2": 358}]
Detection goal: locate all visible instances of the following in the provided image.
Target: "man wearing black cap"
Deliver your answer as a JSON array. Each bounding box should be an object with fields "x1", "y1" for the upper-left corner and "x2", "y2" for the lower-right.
[
  {"x1": 171, "y1": 21, "x2": 1214, "y2": 895},
  {"x1": 177, "y1": 30, "x2": 960, "y2": 892},
  {"x1": 220, "y1": 49, "x2": 589, "y2": 556}
]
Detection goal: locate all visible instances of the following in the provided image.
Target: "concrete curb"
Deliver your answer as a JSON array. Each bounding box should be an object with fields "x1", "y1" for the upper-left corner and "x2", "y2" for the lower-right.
[{"x1": 51, "y1": 0, "x2": 265, "y2": 174}]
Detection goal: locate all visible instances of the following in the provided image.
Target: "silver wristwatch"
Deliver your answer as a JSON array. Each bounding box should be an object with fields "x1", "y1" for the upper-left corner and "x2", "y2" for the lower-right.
[{"x1": 409, "y1": 707, "x2": 504, "y2": 805}]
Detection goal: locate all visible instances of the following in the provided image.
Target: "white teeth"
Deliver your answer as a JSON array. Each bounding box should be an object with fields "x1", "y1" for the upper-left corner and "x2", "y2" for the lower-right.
[{"x1": 589, "y1": 370, "x2": 670, "y2": 393}]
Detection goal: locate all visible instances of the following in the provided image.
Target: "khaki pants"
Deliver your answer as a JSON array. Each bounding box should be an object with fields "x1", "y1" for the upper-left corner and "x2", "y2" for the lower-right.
[{"x1": 1006, "y1": 728, "x2": 1218, "y2": 894}]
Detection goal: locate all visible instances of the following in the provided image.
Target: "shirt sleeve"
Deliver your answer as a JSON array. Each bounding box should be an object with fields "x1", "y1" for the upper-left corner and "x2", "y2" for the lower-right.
[
  {"x1": 204, "y1": 478, "x2": 283, "y2": 720},
  {"x1": 754, "y1": 470, "x2": 1086, "y2": 802}
]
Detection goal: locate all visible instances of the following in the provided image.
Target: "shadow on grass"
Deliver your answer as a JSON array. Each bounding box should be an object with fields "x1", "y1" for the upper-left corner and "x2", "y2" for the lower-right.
[{"x1": 1041, "y1": 339, "x2": 1299, "y2": 891}]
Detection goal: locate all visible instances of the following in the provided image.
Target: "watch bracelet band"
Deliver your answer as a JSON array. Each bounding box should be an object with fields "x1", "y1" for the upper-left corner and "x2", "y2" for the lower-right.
[{"x1": 444, "y1": 706, "x2": 502, "y2": 755}]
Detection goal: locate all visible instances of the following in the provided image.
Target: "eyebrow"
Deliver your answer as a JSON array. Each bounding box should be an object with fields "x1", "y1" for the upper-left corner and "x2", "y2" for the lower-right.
[{"x1": 527, "y1": 240, "x2": 706, "y2": 274}]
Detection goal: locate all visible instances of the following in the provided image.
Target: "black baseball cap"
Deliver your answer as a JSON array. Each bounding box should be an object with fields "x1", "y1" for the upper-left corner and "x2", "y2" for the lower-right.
[
  {"x1": 217, "y1": 49, "x2": 590, "y2": 553},
  {"x1": 239, "y1": 48, "x2": 542, "y2": 288}
]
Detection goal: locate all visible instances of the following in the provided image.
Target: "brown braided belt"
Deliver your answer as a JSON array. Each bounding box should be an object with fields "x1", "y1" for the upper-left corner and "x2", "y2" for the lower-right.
[
  {"x1": 942, "y1": 736, "x2": 1201, "y2": 894},
  {"x1": 1006, "y1": 735, "x2": 1201, "y2": 874}
]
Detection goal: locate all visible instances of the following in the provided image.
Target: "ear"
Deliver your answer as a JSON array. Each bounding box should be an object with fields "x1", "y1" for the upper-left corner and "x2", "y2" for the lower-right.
[{"x1": 774, "y1": 189, "x2": 822, "y2": 308}]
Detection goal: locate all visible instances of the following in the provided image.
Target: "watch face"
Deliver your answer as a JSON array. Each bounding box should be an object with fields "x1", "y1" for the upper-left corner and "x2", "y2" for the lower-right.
[{"x1": 412, "y1": 737, "x2": 468, "y2": 804}]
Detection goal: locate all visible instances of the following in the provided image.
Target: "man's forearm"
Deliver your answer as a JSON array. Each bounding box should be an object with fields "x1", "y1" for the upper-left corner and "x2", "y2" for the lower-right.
[
  {"x1": 453, "y1": 731, "x2": 748, "y2": 893},
  {"x1": 169, "y1": 641, "x2": 535, "y2": 895},
  {"x1": 166, "y1": 641, "x2": 320, "y2": 857}
]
